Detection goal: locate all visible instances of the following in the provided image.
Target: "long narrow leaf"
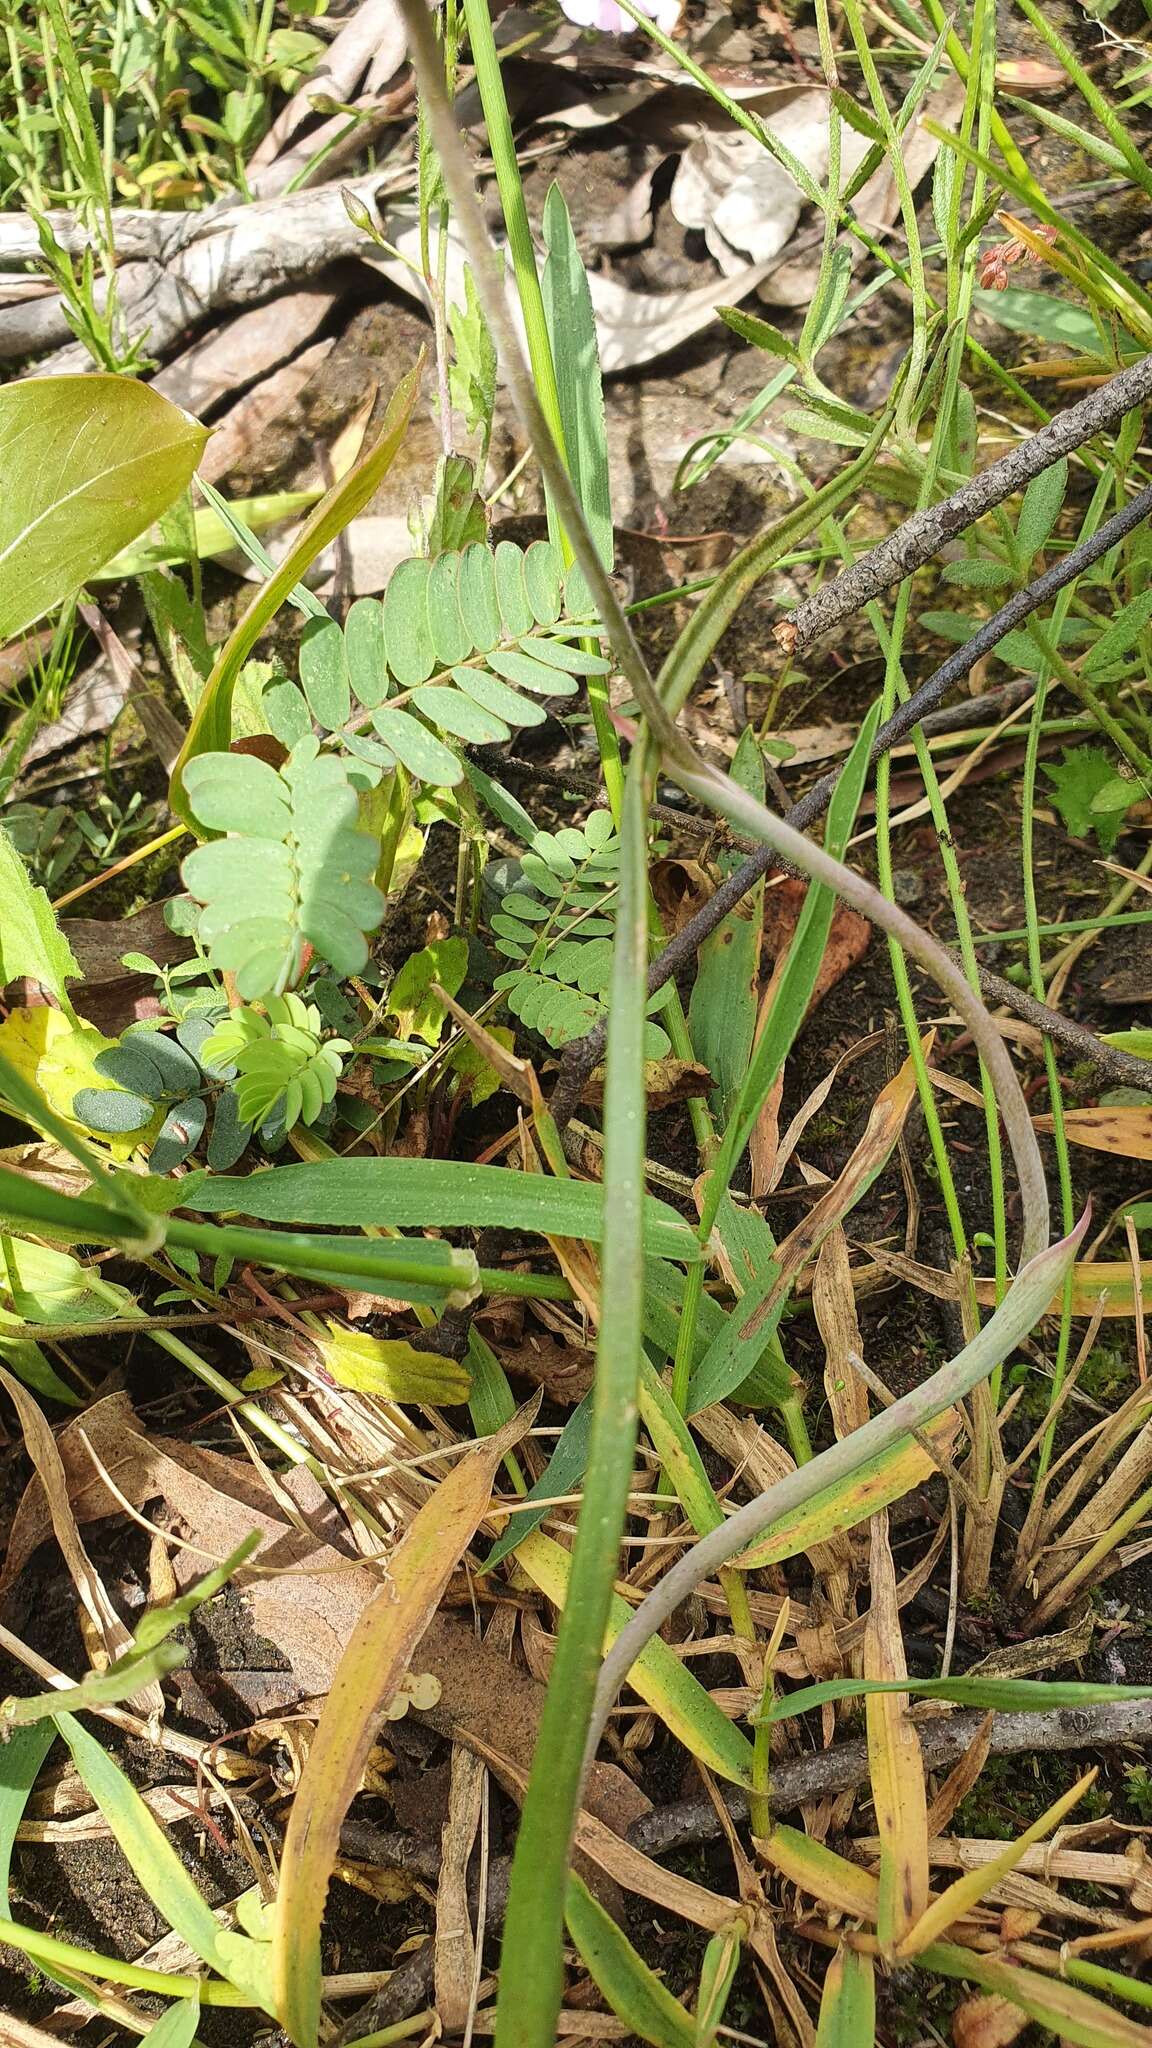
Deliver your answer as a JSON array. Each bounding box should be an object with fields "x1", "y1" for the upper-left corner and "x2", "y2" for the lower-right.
[
  {"x1": 181, "y1": 1158, "x2": 700, "y2": 1261},
  {"x1": 766, "y1": 1674, "x2": 1152, "y2": 1723},
  {"x1": 493, "y1": 753, "x2": 653, "y2": 2048},
  {"x1": 272, "y1": 1402, "x2": 535, "y2": 2047},
  {"x1": 565, "y1": 1872, "x2": 694, "y2": 2048},
  {"x1": 169, "y1": 360, "x2": 422, "y2": 826},
  {"x1": 514, "y1": 1528, "x2": 753, "y2": 1786},
  {"x1": 54, "y1": 1712, "x2": 273, "y2": 2008}
]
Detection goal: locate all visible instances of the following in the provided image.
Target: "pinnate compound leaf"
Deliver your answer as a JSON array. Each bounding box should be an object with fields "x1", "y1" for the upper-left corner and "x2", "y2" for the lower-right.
[
  {"x1": 0, "y1": 376, "x2": 208, "y2": 643},
  {"x1": 182, "y1": 739, "x2": 384, "y2": 998}
]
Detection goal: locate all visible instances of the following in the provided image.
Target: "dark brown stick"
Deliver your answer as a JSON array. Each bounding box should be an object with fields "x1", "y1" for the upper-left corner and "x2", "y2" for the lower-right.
[
  {"x1": 781, "y1": 352, "x2": 1152, "y2": 652},
  {"x1": 626, "y1": 1696, "x2": 1152, "y2": 1857},
  {"x1": 549, "y1": 482, "x2": 1152, "y2": 1129}
]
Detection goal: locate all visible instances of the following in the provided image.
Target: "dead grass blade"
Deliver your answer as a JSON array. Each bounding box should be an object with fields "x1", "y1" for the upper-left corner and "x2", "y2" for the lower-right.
[
  {"x1": 897, "y1": 1770, "x2": 1098, "y2": 1958},
  {"x1": 435, "y1": 1742, "x2": 486, "y2": 2035},
  {"x1": 271, "y1": 1400, "x2": 535, "y2": 2047},
  {"x1": 863, "y1": 1511, "x2": 929, "y2": 1957},
  {"x1": 0, "y1": 1364, "x2": 161, "y2": 1719}
]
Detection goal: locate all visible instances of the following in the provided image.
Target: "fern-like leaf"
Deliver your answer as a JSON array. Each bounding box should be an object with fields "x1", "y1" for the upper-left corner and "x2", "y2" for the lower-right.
[
  {"x1": 488, "y1": 814, "x2": 671, "y2": 1058},
  {"x1": 200, "y1": 994, "x2": 349, "y2": 1133},
  {"x1": 255, "y1": 540, "x2": 611, "y2": 792},
  {"x1": 182, "y1": 737, "x2": 384, "y2": 999}
]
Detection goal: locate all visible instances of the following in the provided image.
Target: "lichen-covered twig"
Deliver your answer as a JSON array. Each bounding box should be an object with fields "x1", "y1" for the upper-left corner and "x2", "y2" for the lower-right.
[
  {"x1": 779, "y1": 351, "x2": 1152, "y2": 651},
  {"x1": 549, "y1": 478, "x2": 1152, "y2": 1129}
]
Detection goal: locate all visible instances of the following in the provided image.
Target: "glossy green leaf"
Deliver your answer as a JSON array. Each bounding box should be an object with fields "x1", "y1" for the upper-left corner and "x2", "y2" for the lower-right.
[
  {"x1": 141, "y1": 1996, "x2": 202, "y2": 2048},
  {"x1": 0, "y1": 376, "x2": 208, "y2": 642}
]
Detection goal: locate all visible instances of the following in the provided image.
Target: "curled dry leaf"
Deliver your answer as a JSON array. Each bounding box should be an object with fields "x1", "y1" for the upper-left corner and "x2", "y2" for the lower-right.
[
  {"x1": 669, "y1": 83, "x2": 960, "y2": 280},
  {"x1": 953, "y1": 1994, "x2": 1031, "y2": 2048}
]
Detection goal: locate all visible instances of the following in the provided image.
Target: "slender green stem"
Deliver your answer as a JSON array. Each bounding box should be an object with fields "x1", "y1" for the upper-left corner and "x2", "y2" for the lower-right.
[
  {"x1": 494, "y1": 746, "x2": 652, "y2": 2048},
  {"x1": 459, "y1": 0, "x2": 565, "y2": 470}
]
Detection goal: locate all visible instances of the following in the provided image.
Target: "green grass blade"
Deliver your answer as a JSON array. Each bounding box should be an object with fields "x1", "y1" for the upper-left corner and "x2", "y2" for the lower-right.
[
  {"x1": 493, "y1": 749, "x2": 651, "y2": 2048},
  {"x1": 169, "y1": 361, "x2": 421, "y2": 826},
  {"x1": 180, "y1": 1157, "x2": 700, "y2": 1260},
  {"x1": 2, "y1": 1641, "x2": 187, "y2": 1727},
  {"x1": 764, "y1": 1675, "x2": 1152, "y2": 1724},
  {"x1": 565, "y1": 1872, "x2": 695, "y2": 2048},
  {"x1": 0, "y1": 1720, "x2": 56, "y2": 1913},
  {"x1": 54, "y1": 1711, "x2": 274, "y2": 2011}
]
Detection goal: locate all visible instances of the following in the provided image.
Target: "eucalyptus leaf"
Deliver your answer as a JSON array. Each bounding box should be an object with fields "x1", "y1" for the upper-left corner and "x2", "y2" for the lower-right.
[{"x1": 0, "y1": 377, "x2": 208, "y2": 643}]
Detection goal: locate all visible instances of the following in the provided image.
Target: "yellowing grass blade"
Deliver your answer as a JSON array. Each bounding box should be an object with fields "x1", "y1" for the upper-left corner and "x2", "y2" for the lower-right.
[
  {"x1": 897, "y1": 1770, "x2": 1098, "y2": 1959},
  {"x1": 736, "y1": 1411, "x2": 959, "y2": 1570},
  {"x1": 514, "y1": 1528, "x2": 754, "y2": 1787},
  {"x1": 864, "y1": 1511, "x2": 928, "y2": 1957},
  {"x1": 922, "y1": 1938, "x2": 1152, "y2": 2047},
  {"x1": 753, "y1": 1825, "x2": 880, "y2": 1920},
  {"x1": 815, "y1": 1944, "x2": 875, "y2": 2048},
  {"x1": 272, "y1": 1400, "x2": 534, "y2": 2047}
]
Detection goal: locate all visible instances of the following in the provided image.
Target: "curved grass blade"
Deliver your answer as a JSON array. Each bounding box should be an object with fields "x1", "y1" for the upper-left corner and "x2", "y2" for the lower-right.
[
  {"x1": 272, "y1": 1401, "x2": 535, "y2": 2048},
  {"x1": 514, "y1": 1527, "x2": 753, "y2": 1788},
  {"x1": 565, "y1": 1872, "x2": 694, "y2": 2048},
  {"x1": 169, "y1": 360, "x2": 422, "y2": 828},
  {"x1": 53, "y1": 1711, "x2": 273, "y2": 2009}
]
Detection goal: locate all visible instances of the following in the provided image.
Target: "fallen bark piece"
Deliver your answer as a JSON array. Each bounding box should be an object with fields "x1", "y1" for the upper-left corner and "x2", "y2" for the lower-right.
[{"x1": 151, "y1": 288, "x2": 340, "y2": 415}]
